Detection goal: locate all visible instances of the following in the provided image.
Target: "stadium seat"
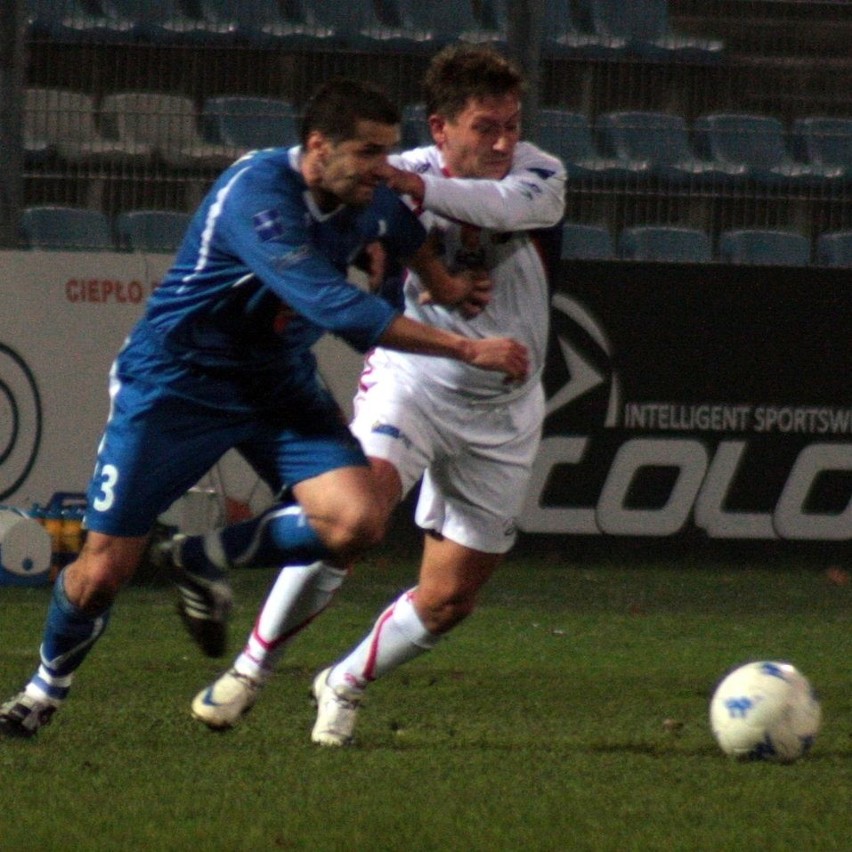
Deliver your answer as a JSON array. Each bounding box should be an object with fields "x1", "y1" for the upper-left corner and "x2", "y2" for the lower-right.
[
  {"x1": 560, "y1": 223, "x2": 615, "y2": 260},
  {"x1": 619, "y1": 225, "x2": 712, "y2": 263},
  {"x1": 27, "y1": 0, "x2": 133, "y2": 42},
  {"x1": 815, "y1": 231, "x2": 852, "y2": 267},
  {"x1": 24, "y1": 87, "x2": 154, "y2": 165},
  {"x1": 21, "y1": 206, "x2": 114, "y2": 251},
  {"x1": 26, "y1": 0, "x2": 133, "y2": 42},
  {"x1": 693, "y1": 113, "x2": 842, "y2": 185},
  {"x1": 717, "y1": 229, "x2": 811, "y2": 266},
  {"x1": 537, "y1": 110, "x2": 650, "y2": 180},
  {"x1": 399, "y1": 103, "x2": 431, "y2": 150},
  {"x1": 574, "y1": 0, "x2": 723, "y2": 62},
  {"x1": 791, "y1": 117, "x2": 852, "y2": 179},
  {"x1": 116, "y1": 209, "x2": 193, "y2": 252},
  {"x1": 203, "y1": 97, "x2": 299, "y2": 150},
  {"x1": 540, "y1": 0, "x2": 627, "y2": 59},
  {"x1": 100, "y1": 92, "x2": 238, "y2": 169},
  {"x1": 200, "y1": 0, "x2": 391, "y2": 49},
  {"x1": 198, "y1": 0, "x2": 310, "y2": 45},
  {"x1": 305, "y1": 1, "x2": 419, "y2": 51},
  {"x1": 99, "y1": 0, "x2": 231, "y2": 43},
  {"x1": 595, "y1": 111, "x2": 741, "y2": 182},
  {"x1": 392, "y1": 0, "x2": 505, "y2": 51}
]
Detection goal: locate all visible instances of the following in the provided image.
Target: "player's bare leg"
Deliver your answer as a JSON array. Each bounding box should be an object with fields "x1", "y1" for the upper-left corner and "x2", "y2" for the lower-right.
[
  {"x1": 167, "y1": 464, "x2": 388, "y2": 658},
  {"x1": 312, "y1": 534, "x2": 501, "y2": 745},
  {"x1": 190, "y1": 461, "x2": 400, "y2": 727}
]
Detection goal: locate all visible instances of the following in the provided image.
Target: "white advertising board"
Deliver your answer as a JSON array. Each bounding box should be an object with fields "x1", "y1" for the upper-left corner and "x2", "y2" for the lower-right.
[{"x1": 0, "y1": 250, "x2": 363, "y2": 514}]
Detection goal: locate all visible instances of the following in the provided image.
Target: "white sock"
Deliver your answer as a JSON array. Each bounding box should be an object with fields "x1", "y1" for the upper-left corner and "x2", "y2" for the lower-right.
[
  {"x1": 233, "y1": 561, "x2": 346, "y2": 681},
  {"x1": 327, "y1": 588, "x2": 440, "y2": 693}
]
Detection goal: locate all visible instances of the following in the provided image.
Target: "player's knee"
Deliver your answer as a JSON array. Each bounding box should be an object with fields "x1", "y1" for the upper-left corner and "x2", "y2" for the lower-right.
[
  {"x1": 324, "y1": 502, "x2": 387, "y2": 556},
  {"x1": 66, "y1": 539, "x2": 140, "y2": 612}
]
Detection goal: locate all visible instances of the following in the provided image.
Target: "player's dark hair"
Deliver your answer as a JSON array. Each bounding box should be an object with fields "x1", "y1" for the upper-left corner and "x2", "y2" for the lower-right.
[
  {"x1": 301, "y1": 78, "x2": 400, "y2": 146},
  {"x1": 423, "y1": 45, "x2": 524, "y2": 120}
]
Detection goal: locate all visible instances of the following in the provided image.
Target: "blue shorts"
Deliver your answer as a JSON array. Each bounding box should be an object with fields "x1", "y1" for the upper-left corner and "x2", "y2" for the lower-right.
[{"x1": 85, "y1": 357, "x2": 366, "y2": 537}]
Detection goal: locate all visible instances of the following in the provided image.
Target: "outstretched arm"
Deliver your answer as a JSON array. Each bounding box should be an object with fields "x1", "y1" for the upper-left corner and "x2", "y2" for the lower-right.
[
  {"x1": 384, "y1": 144, "x2": 566, "y2": 231},
  {"x1": 377, "y1": 315, "x2": 528, "y2": 382}
]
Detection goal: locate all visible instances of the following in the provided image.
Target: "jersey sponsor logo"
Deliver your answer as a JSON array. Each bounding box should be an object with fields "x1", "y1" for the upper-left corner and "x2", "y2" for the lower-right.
[
  {"x1": 372, "y1": 422, "x2": 401, "y2": 439},
  {"x1": 371, "y1": 421, "x2": 412, "y2": 448},
  {"x1": 526, "y1": 167, "x2": 556, "y2": 180},
  {"x1": 275, "y1": 244, "x2": 312, "y2": 270},
  {"x1": 252, "y1": 209, "x2": 287, "y2": 242},
  {"x1": 518, "y1": 181, "x2": 544, "y2": 200}
]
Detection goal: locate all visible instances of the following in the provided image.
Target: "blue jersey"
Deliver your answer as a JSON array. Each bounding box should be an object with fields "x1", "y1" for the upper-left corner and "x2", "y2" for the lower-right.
[
  {"x1": 87, "y1": 147, "x2": 427, "y2": 533},
  {"x1": 142, "y1": 146, "x2": 425, "y2": 375}
]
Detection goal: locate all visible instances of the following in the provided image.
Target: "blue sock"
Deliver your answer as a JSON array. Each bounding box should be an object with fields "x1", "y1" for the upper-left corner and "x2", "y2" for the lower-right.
[
  {"x1": 179, "y1": 504, "x2": 332, "y2": 574},
  {"x1": 29, "y1": 570, "x2": 111, "y2": 702}
]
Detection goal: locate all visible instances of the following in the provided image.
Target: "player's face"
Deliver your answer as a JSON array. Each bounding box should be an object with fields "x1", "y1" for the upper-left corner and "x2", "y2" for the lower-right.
[
  {"x1": 432, "y1": 94, "x2": 521, "y2": 179},
  {"x1": 317, "y1": 120, "x2": 399, "y2": 208}
]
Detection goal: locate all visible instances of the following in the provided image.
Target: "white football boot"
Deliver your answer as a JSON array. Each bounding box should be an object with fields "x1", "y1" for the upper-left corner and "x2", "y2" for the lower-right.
[
  {"x1": 310, "y1": 668, "x2": 362, "y2": 747},
  {"x1": 191, "y1": 668, "x2": 260, "y2": 729}
]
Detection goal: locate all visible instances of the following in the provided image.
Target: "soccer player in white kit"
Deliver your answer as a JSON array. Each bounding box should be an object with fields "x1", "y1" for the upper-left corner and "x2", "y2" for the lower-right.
[{"x1": 190, "y1": 45, "x2": 566, "y2": 742}]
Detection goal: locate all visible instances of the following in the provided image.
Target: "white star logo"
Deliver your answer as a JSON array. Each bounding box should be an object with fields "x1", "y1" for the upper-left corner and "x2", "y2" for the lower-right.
[{"x1": 546, "y1": 293, "x2": 621, "y2": 427}]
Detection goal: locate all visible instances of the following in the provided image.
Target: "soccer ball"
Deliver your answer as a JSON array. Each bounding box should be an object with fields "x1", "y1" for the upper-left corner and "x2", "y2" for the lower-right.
[{"x1": 709, "y1": 661, "x2": 821, "y2": 763}]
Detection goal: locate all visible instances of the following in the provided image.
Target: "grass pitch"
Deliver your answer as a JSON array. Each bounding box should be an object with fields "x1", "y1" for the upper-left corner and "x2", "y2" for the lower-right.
[{"x1": 1, "y1": 543, "x2": 849, "y2": 851}]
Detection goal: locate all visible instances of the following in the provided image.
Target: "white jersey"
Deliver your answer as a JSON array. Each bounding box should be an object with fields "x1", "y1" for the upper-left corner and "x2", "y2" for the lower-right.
[{"x1": 380, "y1": 141, "x2": 566, "y2": 402}]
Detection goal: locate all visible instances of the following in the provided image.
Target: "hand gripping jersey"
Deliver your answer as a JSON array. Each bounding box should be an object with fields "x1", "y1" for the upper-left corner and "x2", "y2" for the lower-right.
[
  {"x1": 380, "y1": 141, "x2": 566, "y2": 402},
  {"x1": 140, "y1": 147, "x2": 425, "y2": 385}
]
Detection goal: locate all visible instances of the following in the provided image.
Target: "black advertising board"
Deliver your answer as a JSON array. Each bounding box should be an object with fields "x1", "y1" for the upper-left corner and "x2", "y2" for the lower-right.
[{"x1": 522, "y1": 261, "x2": 851, "y2": 546}]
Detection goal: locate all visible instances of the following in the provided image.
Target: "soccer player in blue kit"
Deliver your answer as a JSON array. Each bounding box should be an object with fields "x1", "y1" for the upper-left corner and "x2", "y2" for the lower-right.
[{"x1": 0, "y1": 78, "x2": 528, "y2": 738}]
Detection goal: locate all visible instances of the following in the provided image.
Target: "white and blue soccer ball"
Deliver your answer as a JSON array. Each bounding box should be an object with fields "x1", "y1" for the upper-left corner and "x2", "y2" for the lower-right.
[{"x1": 709, "y1": 661, "x2": 821, "y2": 763}]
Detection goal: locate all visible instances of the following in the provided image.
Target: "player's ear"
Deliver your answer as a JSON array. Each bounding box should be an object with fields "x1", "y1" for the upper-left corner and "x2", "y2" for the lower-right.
[
  {"x1": 428, "y1": 115, "x2": 446, "y2": 146},
  {"x1": 306, "y1": 130, "x2": 332, "y2": 162}
]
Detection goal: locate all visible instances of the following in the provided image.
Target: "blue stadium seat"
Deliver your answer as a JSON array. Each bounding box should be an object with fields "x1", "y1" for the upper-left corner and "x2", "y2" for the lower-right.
[
  {"x1": 200, "y1": 0, "x2": 392, "y2": 49},
  {"x1": 718, "y1": 229, "x2": 811, "y2": 266},
  {"x1": 303, "y1": 1, "x2": 410, "y2": 51},
  {"x1": 619, "y1": 225, "x2": 712, "y2": 263},
  {"x1": 574, "y1": 0, "x2": 723, "y2": 62},
  {"x1": 595, "y1": 111, "x2": 740, "y2": 182},
  {"x1": 791, "y1": 117, "x2": 852, "y2": 179},
  {"x1": 204, "y1": 97, "x2": 299, "y2": 150},
  {"x1": 541, "y1": 0, "x2": 627, "y2": 59},
  {"x1": 693, "y1": 113, "x2": 842, "y2": 185},
  {"x1": 561, "y1": 223, "x2": 615, "y2": 260},
  {"x1": 99, "y1": 0, "x2": 231, "y2": 43},
  {"x1": 537, "y1": 110, "x2": 647, "y2": 180},
  {"x1": 199, "y1": 0, "x2": 307, "y2": 45},
  {"x1": 116, "y1": 209, "x2": 192, "y2": 252},
  {"x1": 26, "y1": 0, "x2": 133, "y2": 41},
  {"x1": 400, "y1": 103, "x2": 431, "y2": 150},
  {"x1": 392, "y1": 0, "x2": 505, "y2": 51},
  {"x1": 21, "y1": 206, "x2": 114, "y2": 251},
  {"x1": 815, "y1": 231, "x2": 852, "y2": 267}
]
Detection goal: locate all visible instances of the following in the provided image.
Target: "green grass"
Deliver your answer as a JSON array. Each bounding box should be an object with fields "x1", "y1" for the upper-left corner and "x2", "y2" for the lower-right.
[{"x1": 1, "y1": 546, "x2": 850, "y2": 851}]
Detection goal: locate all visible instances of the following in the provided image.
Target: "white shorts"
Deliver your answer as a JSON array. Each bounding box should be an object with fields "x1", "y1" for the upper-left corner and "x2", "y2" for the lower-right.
[{"x1": 350, "y1": 358, "x2": 545, "y2": 554}]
